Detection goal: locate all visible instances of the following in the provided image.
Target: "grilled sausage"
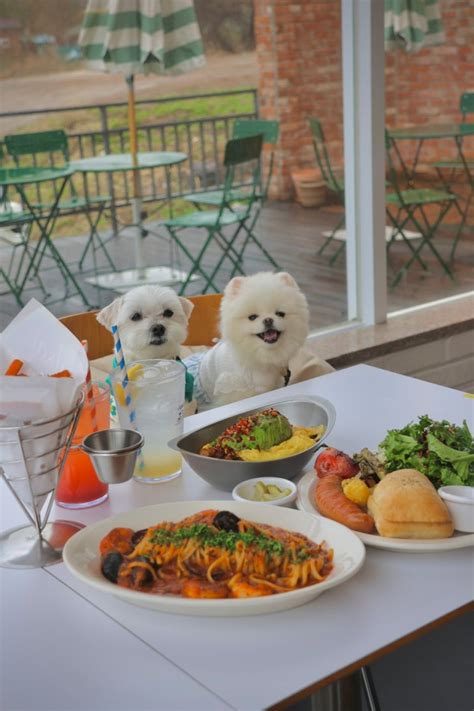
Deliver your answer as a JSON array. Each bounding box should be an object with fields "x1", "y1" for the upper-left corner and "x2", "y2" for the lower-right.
[{"x1": 315, "y1": 474, "x2": 375, "y2": 534}]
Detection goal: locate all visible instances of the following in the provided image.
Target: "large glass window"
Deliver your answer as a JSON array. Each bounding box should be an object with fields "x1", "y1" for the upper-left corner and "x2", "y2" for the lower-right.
[
  {"x1": 383, "y1": 0, "x2": 473, "y2": 313},
  {"x1": 257, "y1": 0, "x2": 473, "y2": 335}
]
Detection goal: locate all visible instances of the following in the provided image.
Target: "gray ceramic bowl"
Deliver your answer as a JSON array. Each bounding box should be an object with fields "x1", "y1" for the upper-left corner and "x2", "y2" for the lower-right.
[{"x1": 168, "y1": 396, "x2": 336, "y2": 492}]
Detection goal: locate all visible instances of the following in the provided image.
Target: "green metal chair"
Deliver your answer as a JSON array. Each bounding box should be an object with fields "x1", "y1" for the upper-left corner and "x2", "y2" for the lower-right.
[
  {"x1": 432, "y1": 92, "x2": 474, "y2": 175},
  {"x1": 0, "y1": 143, "x2": 49, "y2": 306},
  {"x1": 460, "y1": 91, "x2": 474, "y2": 120},
  {"x1": 308, "y1": 118, "x2": 346, "y2": 264},
  {"x1": 0, "y1": 200, "x2": 45, "y2": 307},
  {"x1": 4, "y1": 130, "x2": 115, "y2": 275},
  {"x1": 431, "y1": 93, "x2": 474, "y2": 241},
  {"x1": 161, "y1": 133, "x2": 276, "y2": 295},
  {"x1": 184, "y1": 119, "x2": 279, "y2": 206},
  {"x1": 183, "y1": 119, "x2": 280, "y2": 273},
  {"x1": 385, "y1": 131, "x2": 458, "y2": 287}
]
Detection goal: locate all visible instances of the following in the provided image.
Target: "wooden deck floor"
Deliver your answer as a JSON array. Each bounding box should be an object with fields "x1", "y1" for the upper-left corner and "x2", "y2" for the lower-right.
[{"x1": 1, "y1": 201, "x2": 473, "y2": 332}]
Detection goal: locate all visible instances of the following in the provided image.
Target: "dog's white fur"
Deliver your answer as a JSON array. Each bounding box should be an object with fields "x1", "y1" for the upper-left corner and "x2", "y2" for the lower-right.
[
  {"x1": 184, "y1": 272, "x2": 309, "y2": 408},
  {"x1": 97, "y1": 285, "x2": 194, "y2": 363}
]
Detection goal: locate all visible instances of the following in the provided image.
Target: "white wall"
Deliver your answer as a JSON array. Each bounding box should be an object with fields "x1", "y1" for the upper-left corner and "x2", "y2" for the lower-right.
[{"x1": 365, "y1": 330, "x2": 474, "y2": 393}]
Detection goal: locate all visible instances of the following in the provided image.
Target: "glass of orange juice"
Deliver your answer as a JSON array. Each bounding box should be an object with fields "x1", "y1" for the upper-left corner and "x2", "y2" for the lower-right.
[{"x1": 55, "y1": 383, "x2": 110, "y2": 508}]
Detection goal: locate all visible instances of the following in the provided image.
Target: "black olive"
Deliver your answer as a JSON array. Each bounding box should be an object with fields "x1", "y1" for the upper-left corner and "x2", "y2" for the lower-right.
[
  {"x1": 131, "y1": 528, "x2": 147, "y2": 546},
  {"x1": 130, "y1": 556, "x2": 155, "y2": 586},
  {"x1": 213, "y1": 511, "x2": 240, "y2": 532},
  {"x1": 101, "y1": 552, "x2": 124, "y2": 583}
]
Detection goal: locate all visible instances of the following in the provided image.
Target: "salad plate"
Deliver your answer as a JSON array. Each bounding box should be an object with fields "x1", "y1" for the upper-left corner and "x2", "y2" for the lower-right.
[
  {"x1": 63, "y1": 499, "x2": 365, "y2": 616},
  {"x1": 296, "y1": 471, "x2": 474, "y2": 552}
]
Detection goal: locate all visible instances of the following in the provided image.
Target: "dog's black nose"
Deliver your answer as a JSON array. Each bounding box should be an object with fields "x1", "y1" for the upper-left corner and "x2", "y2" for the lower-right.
[
  {"x1": 151, "y1": 324, "x2": 166, "y2": 337},
  {"x1": 263, "y1": 317, "x2": 274, "y2": 329}
]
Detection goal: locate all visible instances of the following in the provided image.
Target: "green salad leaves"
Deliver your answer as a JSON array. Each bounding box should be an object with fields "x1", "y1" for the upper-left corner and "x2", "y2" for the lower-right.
[{"x1": 378, "y1": 415, "x2": 474, "y2": 488}]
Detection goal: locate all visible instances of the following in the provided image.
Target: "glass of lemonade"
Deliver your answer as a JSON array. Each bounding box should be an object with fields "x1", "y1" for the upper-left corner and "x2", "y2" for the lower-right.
[{"x1": 110, "y1": 359, "x2": 185, "y2": 483}]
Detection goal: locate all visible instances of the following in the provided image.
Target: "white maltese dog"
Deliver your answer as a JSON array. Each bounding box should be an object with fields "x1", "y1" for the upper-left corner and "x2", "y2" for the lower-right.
[
  {"x1": 184, "y1": 272, "x2": 309, "y2": 409},
  {"x1": 97, "y1": 285, "x2": 194, "y2": 362}
]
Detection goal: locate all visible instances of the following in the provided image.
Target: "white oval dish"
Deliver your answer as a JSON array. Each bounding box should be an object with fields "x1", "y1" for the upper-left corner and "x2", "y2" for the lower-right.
[
  {"x1": 63, "y1": 500, "x2": 365, "y2": 616},
  {"x1": 438, "y1": 486, "x2": 474, "y2": 533},
  {"x1": 232, "y1": 477, "x2": 297, "y2": 506},
  {"x1": 296, "y1": 471, "x2": 474, "y2": 552}
]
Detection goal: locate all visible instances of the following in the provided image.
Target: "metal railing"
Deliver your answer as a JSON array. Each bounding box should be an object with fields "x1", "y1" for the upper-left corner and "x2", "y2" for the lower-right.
[{"x1": 0, "y1": 88, "x2": 258, "y2": 230}]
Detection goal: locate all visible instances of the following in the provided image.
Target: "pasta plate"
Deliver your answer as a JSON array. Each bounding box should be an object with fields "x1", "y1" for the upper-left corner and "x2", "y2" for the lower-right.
[
  {"x1": 63, "y1": 500, "x2": 365, "y2": 616},
  {"x1": 297, "y1": 471, "x2": 474, "y2": 552}
]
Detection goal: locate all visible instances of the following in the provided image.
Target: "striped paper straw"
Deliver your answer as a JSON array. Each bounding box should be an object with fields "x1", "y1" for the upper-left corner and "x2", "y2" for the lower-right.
[
  {"x1": 111, "y1": 325, "x2": 144, "y2": 470},
  {"x1": 81, "y1": 339, "x2": 98, "y2": 433}
]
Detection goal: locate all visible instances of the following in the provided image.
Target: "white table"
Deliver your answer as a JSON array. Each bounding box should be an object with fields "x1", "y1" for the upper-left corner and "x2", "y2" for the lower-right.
[{"x1": 1, "y1": 365, "x2": 473, "y2": 710}]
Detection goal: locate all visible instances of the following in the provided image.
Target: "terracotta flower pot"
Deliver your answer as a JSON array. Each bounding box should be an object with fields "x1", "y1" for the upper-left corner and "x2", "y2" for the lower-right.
[{"x1": 291, "y1": 168, "x2": 327, "y2": 208}]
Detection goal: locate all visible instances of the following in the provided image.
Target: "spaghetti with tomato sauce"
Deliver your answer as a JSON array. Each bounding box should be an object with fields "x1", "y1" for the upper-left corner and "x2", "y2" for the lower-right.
[{"x1": 99, "y1": 509, "x2": 334, "y2": 598}]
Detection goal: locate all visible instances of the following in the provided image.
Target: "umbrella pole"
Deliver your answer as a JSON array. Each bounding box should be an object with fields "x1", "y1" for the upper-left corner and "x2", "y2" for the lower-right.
[{"x1": 126, "y1": 74, "x2": 145, "y2": 272}]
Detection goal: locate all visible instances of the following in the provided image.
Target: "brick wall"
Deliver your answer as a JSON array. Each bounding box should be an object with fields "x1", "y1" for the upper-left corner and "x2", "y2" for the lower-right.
[{"x1": 255, "y1": 0, "x2": 474, "y2": 199}]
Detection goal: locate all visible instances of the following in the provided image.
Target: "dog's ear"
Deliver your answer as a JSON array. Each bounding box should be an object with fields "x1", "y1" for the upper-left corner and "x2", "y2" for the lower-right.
[
  {"x1": 277, "y1": 272, "x2": 298, "y2": 289},
  {"x1": 179, "y1": 297, "x2": 194, "y2": 320},
  {"x1": 96, "y1": 296, "x2": 124, "y2": 330},
  {"x1": 224, "y1": 276, "x2": 245, "y2": 298}
]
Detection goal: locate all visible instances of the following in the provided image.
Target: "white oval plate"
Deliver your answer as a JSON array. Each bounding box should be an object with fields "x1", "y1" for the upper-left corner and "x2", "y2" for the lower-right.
[
  {"x1": 297, "y1": 471, "x2": 474, "y2": 552},
  {"x1": 63, "y1": 500, "x2": 365, "y2": 616}
]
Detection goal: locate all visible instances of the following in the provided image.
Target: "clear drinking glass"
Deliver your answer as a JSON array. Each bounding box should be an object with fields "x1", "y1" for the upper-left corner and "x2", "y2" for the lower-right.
[
  {"x1": 55, "y1": 383, "x2": 110, "y2": 508},
  {"x1": 110, "y1": 359, "x2": 185, "y2": 483}
]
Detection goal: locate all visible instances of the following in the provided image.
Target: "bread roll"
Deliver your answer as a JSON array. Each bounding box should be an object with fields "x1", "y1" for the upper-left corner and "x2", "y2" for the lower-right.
[{"x1": 367, "y1": 469, "x2": 453, "y2": 539}]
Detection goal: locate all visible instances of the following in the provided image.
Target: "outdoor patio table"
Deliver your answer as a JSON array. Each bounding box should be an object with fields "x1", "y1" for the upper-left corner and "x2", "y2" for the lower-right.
[
  {"x1": 0, "y1": 165, "x2": 90, "y2": 307},
  {"x1": 389, "y1": 122, "x2": 474, "y2": 272},
  {"x1": 388, "y1": 122, "x2": 474, "y2": 184},
  {"x1": 70, "y1": 152, "x2": 188, "y2": 291},
  {"x1": 1, "y1": 365, "x2": 473, "y2": 710}
]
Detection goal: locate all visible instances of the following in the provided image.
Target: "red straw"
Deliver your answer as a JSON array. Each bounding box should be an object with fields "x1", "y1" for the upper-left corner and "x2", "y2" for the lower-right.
[{"x1": 82, "y1": 340, "x2": 98, "y2": 432}]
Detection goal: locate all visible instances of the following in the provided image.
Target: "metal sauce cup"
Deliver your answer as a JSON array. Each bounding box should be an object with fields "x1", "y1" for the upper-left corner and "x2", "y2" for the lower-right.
[{"x1": 81, "y1": 429, "x2": 144, "y2": 484}]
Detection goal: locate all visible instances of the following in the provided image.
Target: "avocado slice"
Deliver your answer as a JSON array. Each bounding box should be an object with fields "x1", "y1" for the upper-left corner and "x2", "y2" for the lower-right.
[{"x1": 215, "y1": 409, "x2": 293, "y2": 454}]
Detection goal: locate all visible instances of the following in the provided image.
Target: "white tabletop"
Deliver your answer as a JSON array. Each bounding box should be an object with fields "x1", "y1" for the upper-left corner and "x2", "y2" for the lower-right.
[{"x1": 1, "y1": 365, "x2": 473, "y2": 710}]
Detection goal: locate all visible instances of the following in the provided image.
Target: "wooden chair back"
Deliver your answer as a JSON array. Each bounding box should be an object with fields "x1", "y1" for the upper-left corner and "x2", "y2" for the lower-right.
[
  {"x1": 59, "y1": 311, "x2": 113, "y2": 360},
  {"x1": 59, "y1": 293, "x2": 223, "y2": 359},
  {"x1": 185, "y1": 293, "x2": 222, "y2": 346}
]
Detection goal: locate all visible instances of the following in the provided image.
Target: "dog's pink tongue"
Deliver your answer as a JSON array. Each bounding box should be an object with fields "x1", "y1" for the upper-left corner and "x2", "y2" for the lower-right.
[{"x1": 262, "y1": 329, "x2": 279, "y2": 343}]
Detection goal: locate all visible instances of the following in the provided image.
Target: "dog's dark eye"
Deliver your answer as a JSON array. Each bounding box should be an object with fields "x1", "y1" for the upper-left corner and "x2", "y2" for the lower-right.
[
  {"x1": 163, "y1": 309, "x2": 174, "y2": 318},
  {"x1": 130, "y1": 312, "x2": 142, "y2": 321},
  {"x1": 275, "y1": 311, "x2": 285, "y2": 318},
  {"x1": 248, "y1": 314, "x2": 258, "y2": 321}
]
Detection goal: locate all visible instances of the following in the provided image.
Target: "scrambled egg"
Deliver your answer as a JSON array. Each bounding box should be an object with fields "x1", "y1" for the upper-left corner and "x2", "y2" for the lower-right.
[{"x1": 239, "y1": 426, "x2": 324, "y2": 462}]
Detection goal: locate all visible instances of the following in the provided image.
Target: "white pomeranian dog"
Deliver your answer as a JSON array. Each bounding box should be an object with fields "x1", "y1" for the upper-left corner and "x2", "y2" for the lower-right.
[
  {"x1": 184, "y1": 272, "x2": 309, "y2": 409},
  {"x1": 97, "y1": 285, "x2": 194, "y2": 362}
]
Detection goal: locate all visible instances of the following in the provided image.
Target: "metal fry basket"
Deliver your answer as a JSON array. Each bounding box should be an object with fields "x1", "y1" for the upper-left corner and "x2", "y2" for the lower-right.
[{"x1": 0, "y1": 395, "x2": 84, "y2": 569}]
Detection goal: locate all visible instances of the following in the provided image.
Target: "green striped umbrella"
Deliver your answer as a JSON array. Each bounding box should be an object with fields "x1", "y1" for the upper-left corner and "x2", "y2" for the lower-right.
[
  {"x1": 79, "y1": 0, "x2": 205, "y2": 157},
  {"x1": 79, "y1": 0, "x2": 205, "y2": 78},
  {"x1": 384, "y1": 0, "x2": 445, "y2": 52},
  {"x1": 78, "y1": 0, "x2": 205, "y2": 271}
]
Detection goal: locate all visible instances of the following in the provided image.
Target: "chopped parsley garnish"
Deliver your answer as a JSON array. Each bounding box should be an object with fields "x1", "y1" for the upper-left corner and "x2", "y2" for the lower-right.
[{"x1": 149, "y1": 523, "x2": 311, "y2": 560}]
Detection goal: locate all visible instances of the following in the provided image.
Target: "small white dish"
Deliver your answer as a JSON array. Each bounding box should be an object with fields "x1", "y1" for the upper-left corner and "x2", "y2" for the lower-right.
[
  {"x1": 438, "y1": 485, "x2": 474, "y2": 533},
  {"x1": 232, "y1": 477, "x2": 297, "y2": 507}
]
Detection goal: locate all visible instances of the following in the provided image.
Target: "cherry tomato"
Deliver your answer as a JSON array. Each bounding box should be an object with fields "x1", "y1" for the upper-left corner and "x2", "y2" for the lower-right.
[{"x1": 315, "y1": 447, "x2": 359, "y2": 479}]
